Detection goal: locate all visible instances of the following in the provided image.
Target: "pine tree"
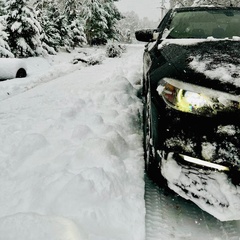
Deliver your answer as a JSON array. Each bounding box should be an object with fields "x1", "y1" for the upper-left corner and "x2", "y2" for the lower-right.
[
  {"x1": 56, "y1": 14, "x2": 73, "y2": 51},
  {"x1": 64, "y1": 0, "x2": 86, "y2": 48},
  {"x1": 171, "y1": 0, "x2": 194, "y2": 6},
  {"x1": 171, "y1": 0, "x2": 240, "y2": 6},
  {"x1": 35, "y1": 0, "x2": 60, "y2": 53},
  {"x1": 5, "y1": 0, "x2": 44, "y2": 57},
  {"x1": 0, "y1": 19, "x2": 14, "y2": 57},
  {"x1": 69, "y1": 19, "x2": 87, "y2": 48},
  {"x1": 83, "y1": 0, "x2": 109, "y2": 45},
  {"x1": 103, "y1": 0, "x2": 122, "y2": 41},
  {"x1": 82, "y1": 0, "x2": 122, "y2": 45},
  {"x1": 192, "y1": 0, "x2": 240, "y2": 6},
  {"x1": 0, "y1": 0, "x2": 6, "y2": 15},
  {"x1": 0, "y1": 0, "x2": 12, "y2": 57}
]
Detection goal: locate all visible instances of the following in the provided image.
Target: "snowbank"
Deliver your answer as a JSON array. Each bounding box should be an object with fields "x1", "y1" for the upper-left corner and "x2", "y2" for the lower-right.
[
  {"x1": 0, "y1": 213, "x2": 87, "y2": 240},
  {"x1": 0, "y1": 45, "x2": 145, "y2": 240}
]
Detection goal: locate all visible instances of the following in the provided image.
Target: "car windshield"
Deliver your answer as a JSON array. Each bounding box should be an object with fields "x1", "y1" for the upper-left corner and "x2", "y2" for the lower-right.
[{"x1": 167, "y1": 9, "x2": 240, "y2": 39}]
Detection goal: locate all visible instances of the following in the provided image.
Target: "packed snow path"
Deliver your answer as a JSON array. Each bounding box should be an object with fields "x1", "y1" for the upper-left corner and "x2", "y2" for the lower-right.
[{"x1": 145, "y1": 176, "x2": 240, "y2": 240}]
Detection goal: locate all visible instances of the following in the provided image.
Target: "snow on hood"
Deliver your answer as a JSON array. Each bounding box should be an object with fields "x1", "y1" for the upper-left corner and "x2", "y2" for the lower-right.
[
  {"x1": 189, "y1": 52, "x2": 240, "y2": 88},
  {"x1": 186, "y1": 39, "x2": 240, "y2": 89},
  {"x1": 158, "y1": 38, "x2": 210, "y2": 48},
  {"x1": 159, "y1": 39, "x2": 240, "y2": 95}
]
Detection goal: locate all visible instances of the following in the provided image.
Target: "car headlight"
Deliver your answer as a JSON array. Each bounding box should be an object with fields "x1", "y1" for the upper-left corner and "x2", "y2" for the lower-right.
[{"x1": 157, "y1": 78, "x2": 240, "y2": 116}]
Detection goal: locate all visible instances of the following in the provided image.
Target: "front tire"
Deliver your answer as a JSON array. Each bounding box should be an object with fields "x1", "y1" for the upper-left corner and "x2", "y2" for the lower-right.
[
  {"x1": 143, "y1": 82, "x2": 168, "y2": 187},
  {"x1": 143, "y1": 84, "x2": 159, "y2": 178}
]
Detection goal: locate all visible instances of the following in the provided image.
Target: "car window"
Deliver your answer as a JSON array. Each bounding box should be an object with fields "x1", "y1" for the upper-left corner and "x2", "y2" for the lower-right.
[{"x1": 167, "y1": 9, "x2": 240, "y2": 39}]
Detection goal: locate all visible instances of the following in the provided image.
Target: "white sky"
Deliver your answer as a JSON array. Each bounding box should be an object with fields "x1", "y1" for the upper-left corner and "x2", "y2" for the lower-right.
[{"x1": 115, "y1": 0, "x2": 170, "y2": 22}]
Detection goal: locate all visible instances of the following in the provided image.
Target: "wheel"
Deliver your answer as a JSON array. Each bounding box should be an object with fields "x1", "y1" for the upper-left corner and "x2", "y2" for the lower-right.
[
  {"x1": 143, "y1": 82, "x2": 167, "y2": 186},
  {"x1": 143, "y1": 83, "x2": 158, "y2": 175},
  {"x1": 16, "y1": 68, "x2": 27, "y2": 78}
]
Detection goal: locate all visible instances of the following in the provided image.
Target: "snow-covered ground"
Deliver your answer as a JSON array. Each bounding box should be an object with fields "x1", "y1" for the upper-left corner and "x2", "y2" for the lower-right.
[
  {"x1": 0, "y1": 45, "x2": 145, "y2": 240},
  {"x1": 1, "y1": 43, "x2": 240, "y2": 240}
]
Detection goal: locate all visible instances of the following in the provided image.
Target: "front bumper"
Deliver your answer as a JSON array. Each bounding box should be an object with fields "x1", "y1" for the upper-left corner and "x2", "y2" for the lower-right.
[
  {"x1": 154, "y1": 103, "x2": 240, "y2": 221},
  {"x1": 157, "y1": 103, "x2": 240, "y2": 169},
  {"x1": 159, "y1": 151, "x2": 240, "y2": 221}
]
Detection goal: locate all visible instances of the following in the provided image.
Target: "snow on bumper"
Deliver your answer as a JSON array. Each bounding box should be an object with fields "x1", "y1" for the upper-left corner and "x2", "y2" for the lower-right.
[
  {"x1": 0, "y1": 58, "x2": 27, "y2": 79},
  {"x1": 160, "y1": 152, "x2": 240, "y2": 221}
]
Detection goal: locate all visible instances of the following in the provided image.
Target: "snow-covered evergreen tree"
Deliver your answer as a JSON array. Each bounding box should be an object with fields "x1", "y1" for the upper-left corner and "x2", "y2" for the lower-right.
[
  {"x1": 35, "y1": 0, "x2": 60, "y2": 53},
  {"x1": 103, "y1": 0, "x2": 122, "y2": 41},
  {"x1": 192, "y1": 0, "x2": 240, "y2": 6},
  {"x1": 0, "y1": 0, "x2": 6, "y2": 15},
  {"x1": 82, "y1": 0, "x2": 108, "y2": 45},
  {"x1": 56, "y1": 15, "x2": 73, "y2": 51},
  {"x1": 82, "y1": 0, "x2": 122, "y2": 45},
  {"x1": 171, "y1": 0, "x2": 194, "y2": 7},
  {"x1": 5, "y1": 0, "x2": 44, "y2": 57},
  {"x1": 0, "y1": 19, "x2": 14, "y2": 57},
  {"x1": 64, "y1": 0, "x2": 86, "y2": 48},
  {"x1": 69, "y1": 19, "x2": 87, "y2": 48},
  {"x1": 232, "y1": 0, "x2": 240, "y2": 5},
  {"x1": 171, "y1": 0, "x2": 240, "y2": 7}
]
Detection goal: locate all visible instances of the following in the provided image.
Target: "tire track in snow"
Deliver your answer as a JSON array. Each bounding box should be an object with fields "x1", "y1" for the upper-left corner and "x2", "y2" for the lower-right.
[{"x1": 145, "y1": 176, "x2": 240, "y2": 240}]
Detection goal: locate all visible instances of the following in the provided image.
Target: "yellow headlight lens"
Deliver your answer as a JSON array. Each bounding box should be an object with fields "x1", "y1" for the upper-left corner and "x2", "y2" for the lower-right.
[
  {"x1": 176, "y1": 89, "x2": 211, "y2": 112},
  {"x1": 158, "y1": 78, "x2": 240, "y2": 116},
  {"x1": 162, "y1": 83, "x2": 220, "y2": 115}
]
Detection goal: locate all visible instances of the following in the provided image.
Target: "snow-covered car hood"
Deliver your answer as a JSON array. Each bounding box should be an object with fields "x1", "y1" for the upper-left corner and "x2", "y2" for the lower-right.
[{"x1": 159, "y1": 39, "x2": 240, "y2": 96}]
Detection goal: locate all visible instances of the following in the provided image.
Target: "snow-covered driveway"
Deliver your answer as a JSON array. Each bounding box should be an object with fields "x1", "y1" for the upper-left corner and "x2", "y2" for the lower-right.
[
  {"x1": 0, "y1": 45, "x2": 145, "y2": 240},
  {"x1": 2, "y1": 44, "x2": 240, "y2": 240}
]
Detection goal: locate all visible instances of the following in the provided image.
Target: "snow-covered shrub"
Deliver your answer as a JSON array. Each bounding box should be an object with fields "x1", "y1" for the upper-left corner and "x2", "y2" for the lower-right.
[
  {"x1": 72, "y1": 52, "x2": 105, "y2": 65},
  {"x1": 106, "y1": 43, "x2": 123, "y2": 58},
  {"x1": 86, "y1": 55, "x2": 104, "y2": 65},
  {"x1": 6, "y1": 0, "x2": 45, "y2": 57}
]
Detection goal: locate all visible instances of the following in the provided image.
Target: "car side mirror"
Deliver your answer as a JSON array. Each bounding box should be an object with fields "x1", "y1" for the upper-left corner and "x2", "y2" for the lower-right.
[{"x1": 135, "y1": 29, "x2": 159, "y2": 42}]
